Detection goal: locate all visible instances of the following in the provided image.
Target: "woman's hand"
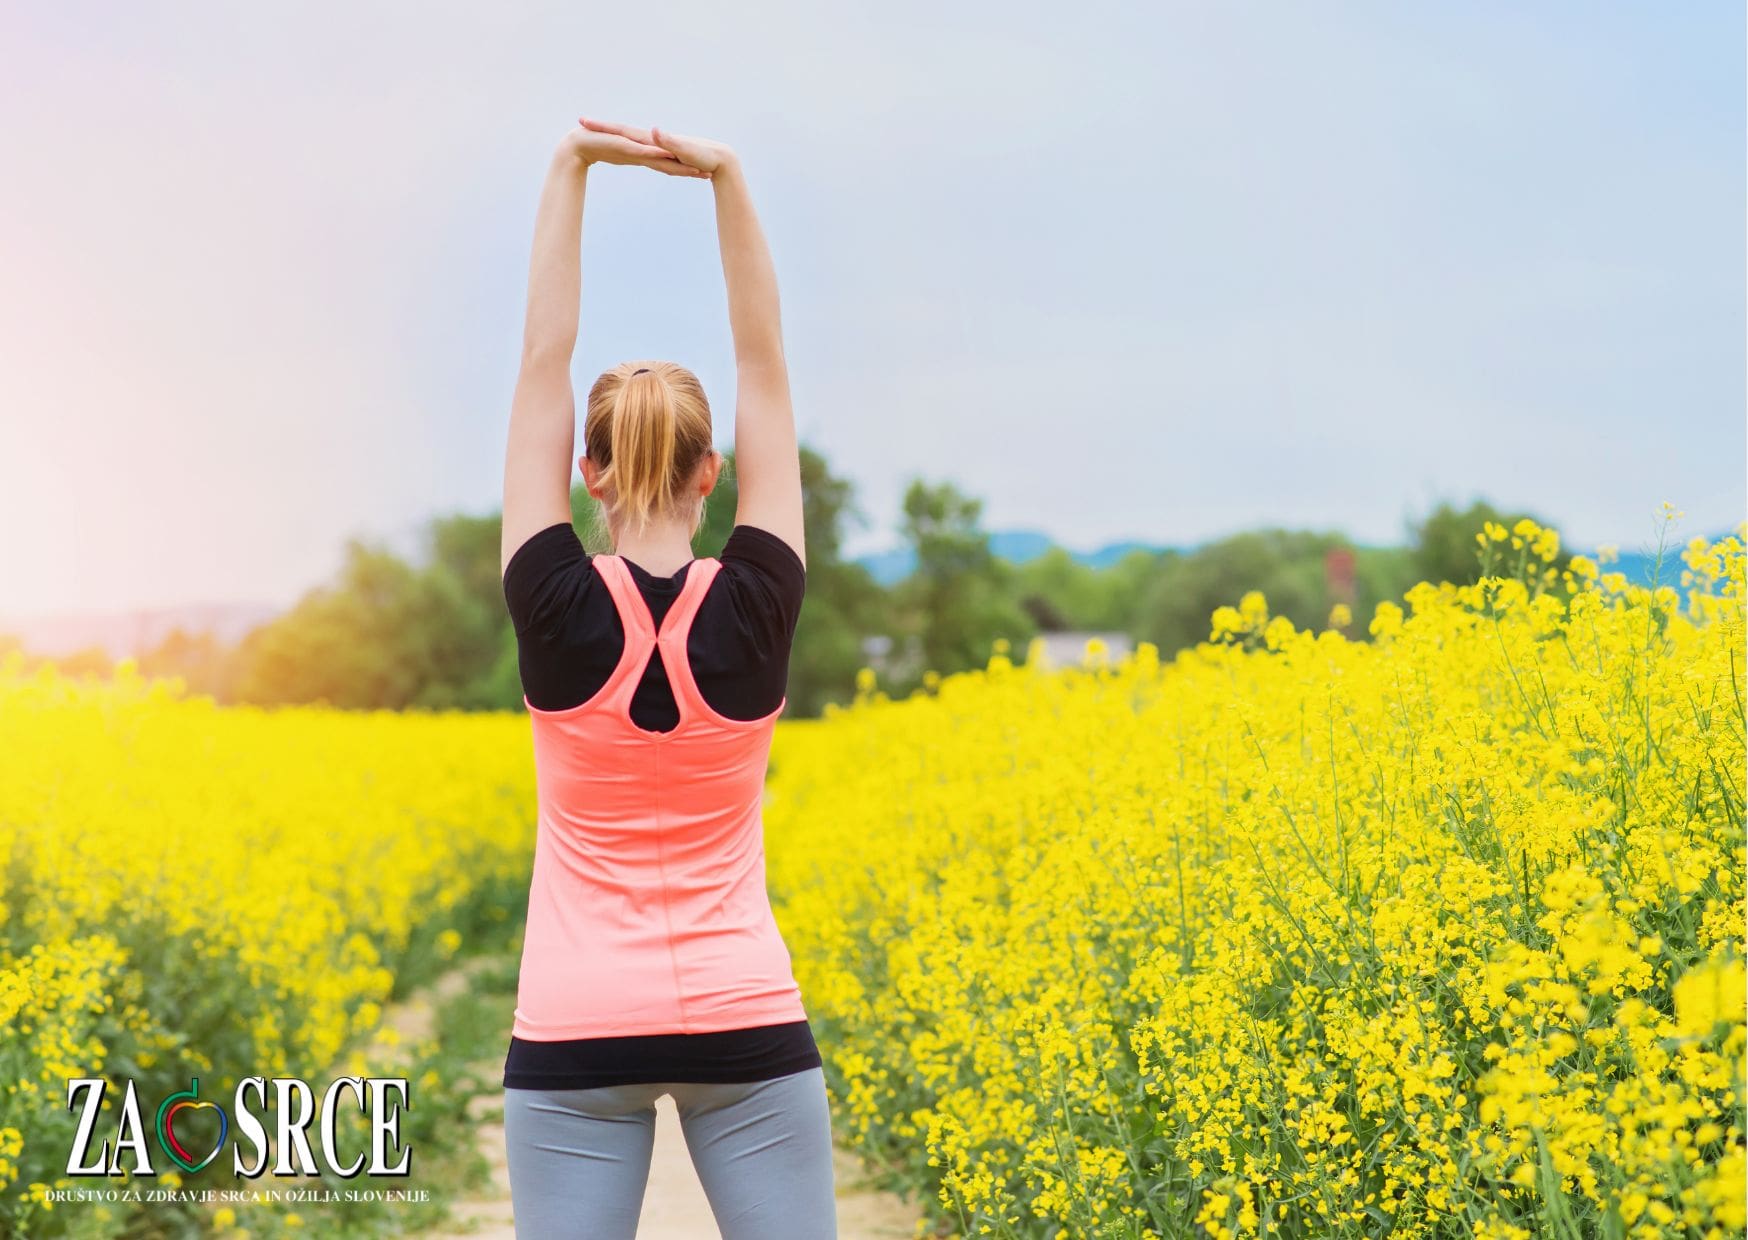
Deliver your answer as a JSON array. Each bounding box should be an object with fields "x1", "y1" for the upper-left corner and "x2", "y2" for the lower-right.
[
  {"x1": 578, "y1": 116, "x2": 738, "y2": 176},
  {"x1": 561, "y1": 122, "x2": 708, "y2": 178}
]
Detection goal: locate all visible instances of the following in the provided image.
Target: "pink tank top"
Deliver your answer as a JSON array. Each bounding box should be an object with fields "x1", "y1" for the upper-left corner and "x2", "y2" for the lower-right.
[{"x1": 511, "y1": 552, "x2": 809, "y2": 1040}]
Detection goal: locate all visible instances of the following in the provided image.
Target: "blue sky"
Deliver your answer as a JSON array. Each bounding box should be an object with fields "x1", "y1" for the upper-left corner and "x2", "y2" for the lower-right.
[{"x1": 0, "y1": 1, "x2": 1741, "y2": 616}]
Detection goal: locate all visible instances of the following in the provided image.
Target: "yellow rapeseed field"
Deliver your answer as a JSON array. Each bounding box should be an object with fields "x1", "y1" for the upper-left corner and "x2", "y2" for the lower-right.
[
  {"x1": 0, "y1": 513, "x2": 1741, "y2": 1239},
  {"x1": 0, "y1": 674, "x2": 536, "y2": 1234},
  {"x1": 762, "y1": 516, "x2": 1746, "y2": 1238}
]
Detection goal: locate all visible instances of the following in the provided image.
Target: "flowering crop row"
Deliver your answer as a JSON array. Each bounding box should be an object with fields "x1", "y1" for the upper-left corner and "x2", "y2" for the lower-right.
[
  {"x1": 0, "y1": 672, "x2": 536, "y2": 1234},
  {"x1": 762, "y1": 519, "x2": 1746, "y2": 1239}
]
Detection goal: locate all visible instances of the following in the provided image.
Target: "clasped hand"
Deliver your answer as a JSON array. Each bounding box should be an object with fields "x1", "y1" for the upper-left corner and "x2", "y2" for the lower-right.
[{"x1": 563, "y1": 116, "x2": 736, "y2": 180}]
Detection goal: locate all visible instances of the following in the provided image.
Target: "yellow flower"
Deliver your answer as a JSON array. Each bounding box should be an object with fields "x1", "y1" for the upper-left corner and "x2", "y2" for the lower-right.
[
  {"x1": 1368, "y1": 599, "x2": 1404, "y2": 640},
  {"x1": 1673, "y1": 955, "x2": 1746, "y2": 1039}
]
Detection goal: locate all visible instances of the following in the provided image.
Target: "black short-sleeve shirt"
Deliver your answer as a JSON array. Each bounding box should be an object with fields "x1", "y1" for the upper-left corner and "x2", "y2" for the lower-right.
[{"x1": 499, "y1": 521, "x2": 821, "y2": 1089}]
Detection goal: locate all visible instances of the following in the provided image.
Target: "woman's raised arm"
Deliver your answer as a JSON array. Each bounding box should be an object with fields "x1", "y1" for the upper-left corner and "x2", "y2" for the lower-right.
[
  {"x1": 500, "y1": 125, "x2": 707, "y2": 579},
  {"x1": 707, "y1": 153, "x2": 804, "y2": 569},
  {"x1": 579, "y1": 120, "x2": 806, "y2": 570}
]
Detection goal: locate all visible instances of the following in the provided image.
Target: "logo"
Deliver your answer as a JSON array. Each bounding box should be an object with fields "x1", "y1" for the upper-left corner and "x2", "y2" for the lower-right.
[
  {"x1": 156, "y1": 1079, "x2": 228, "y2": 1173},
  {"x1": 66, "y1": 1075, "x2": 412, "y2": 1178}
]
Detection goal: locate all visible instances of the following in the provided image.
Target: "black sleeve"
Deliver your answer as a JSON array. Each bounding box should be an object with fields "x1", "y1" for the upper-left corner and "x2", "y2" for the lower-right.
[
  {"x1": 503, "y1": 522, "x2": 591, "y2": 641},
  {"x1": 718, "y1": 524, "x2": 806, "y2": 645}
]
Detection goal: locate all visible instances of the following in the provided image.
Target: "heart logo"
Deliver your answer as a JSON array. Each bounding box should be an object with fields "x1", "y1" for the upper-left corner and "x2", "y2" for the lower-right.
[{"x1": 155, "y1": 1078, "x2": 228, "y2": 1173}]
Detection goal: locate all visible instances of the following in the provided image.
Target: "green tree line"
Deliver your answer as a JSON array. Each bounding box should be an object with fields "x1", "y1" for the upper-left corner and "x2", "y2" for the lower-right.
[{"x1": 1, "y1": 446, "x2": 1565, "y2": 714}]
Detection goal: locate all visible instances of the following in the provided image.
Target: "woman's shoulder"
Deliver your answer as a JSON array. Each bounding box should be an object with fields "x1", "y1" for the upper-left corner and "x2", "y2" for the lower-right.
[
  {"x1": 707, "y1": 524, "x2": 806, "y2": 642},
  {"x1": 717, "y1": 523, "x2": 803, "y2": 580},
  {"x1": 503, "y1": 522, "x2": 596, "y2": 639}
]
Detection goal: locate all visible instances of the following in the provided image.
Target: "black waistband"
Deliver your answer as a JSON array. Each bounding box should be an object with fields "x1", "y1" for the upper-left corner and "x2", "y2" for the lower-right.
[{"x1": 502, "y1": 1019, "x2": 822, "y2": 1090}]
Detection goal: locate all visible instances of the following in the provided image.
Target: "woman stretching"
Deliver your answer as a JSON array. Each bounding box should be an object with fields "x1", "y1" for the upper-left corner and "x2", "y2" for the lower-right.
[{"x1": 496, "y1": 117, "x2": 836, "y2": 1239}]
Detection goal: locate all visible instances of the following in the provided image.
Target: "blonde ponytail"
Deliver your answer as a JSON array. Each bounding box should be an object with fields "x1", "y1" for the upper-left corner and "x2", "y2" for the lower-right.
[{"x1": 583, "y1": 361, "x2": 715, "y2": 542}]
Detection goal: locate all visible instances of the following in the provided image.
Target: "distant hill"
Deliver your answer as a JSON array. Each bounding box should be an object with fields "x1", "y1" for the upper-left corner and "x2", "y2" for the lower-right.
[
  {"x1": 853, "y1": 547, "x2": 918, "y2": 588},
  {"x1": 854, "y1": 528, "x2": 1734, "y2": 590},
  {"x1": 856, "y1": 529, "x2": 1180, "y2": 585},
  {"x1": 1609, "y1": 547, "x2": 1698, "y2": 590},
  {"x1": 987, "y1": 529, "x2": 1057, "y2": 563}
]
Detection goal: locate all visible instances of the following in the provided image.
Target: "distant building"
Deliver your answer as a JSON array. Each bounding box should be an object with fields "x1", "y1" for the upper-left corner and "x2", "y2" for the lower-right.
[
  {"x1": 858, "y1": 629, "x2": 1138, "y2": 682},
  {"x1": 1028, "y1": 630, "x2": 1134, "y2": 670},
  {"x1": 860, "y1": 633, "x2": 895, "y2": 668}
]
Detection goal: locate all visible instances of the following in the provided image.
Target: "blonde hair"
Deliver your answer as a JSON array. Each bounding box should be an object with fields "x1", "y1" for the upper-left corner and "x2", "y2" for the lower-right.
[{"x1": 582, "y1": 361, "x2": 715, "y2": 543}]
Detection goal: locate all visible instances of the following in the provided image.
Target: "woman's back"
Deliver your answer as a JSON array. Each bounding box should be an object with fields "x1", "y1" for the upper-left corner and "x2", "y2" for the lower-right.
[
  {"x1": 505, "y1": 521, "x2": 804, "y2": 726},
  {"x1": 500, "y1": 521, "x2": 820, "y2": 1087}
]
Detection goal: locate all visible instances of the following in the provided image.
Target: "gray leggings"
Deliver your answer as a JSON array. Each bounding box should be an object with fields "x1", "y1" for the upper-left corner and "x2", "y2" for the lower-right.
[{"x1": 503, "y1": 1066, "x2": 838, "y2": 1239}]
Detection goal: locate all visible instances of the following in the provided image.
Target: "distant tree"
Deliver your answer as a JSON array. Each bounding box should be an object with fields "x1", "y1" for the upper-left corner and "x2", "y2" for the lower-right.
[
  {"x1": 1019, "y1": 584, "x2": 1071, "y2": 632},
  {"x1": 1352, "y1": 544, "x2": 1418, "y2": 628},
  {"x1": 55, "y1": 646, "x2": 114, "y2": 680},
  {"x1": 1014, "y1": 547, "x2": 1092, "y2": 632},
  {"x1": 138, "y1": 627, "x2": 234, "y2": 701},
  {"x1": 1409, "y1": 499, "x2": 1571, "y2": 587},
  {"x1": 890, "y1": 479, "x2": 1035, "y2": 693},
  {"x1": 692, "y1": 450, "x2": 741, "y2": 558},
  {"x1": 422, "y1": 513, "x2": 517, "y2": 709},
  {"x1": 1102, "y1": 547, "x2": 1170, "y2": 632},
  {"x1": 1013, "y1": 545, "x2": 1164, "y2": 634},
  {"x1": 785, "y1": 447, "x2": 891, "y2": 715},
  {"x1": 0, "y1": 639, "x2": 113, "y2": 681},
  {"x1": 1136, "y1": 529, "x2": 1352, "y2": 656},
  {"x1": 231, "y1": 540, "x2": 478, "y2": 710},
  {"x1": 429, "y1": 512, "x2": 505, "y2": 614},
  {"x1": 480, "y1": 626, "x2": 525, "y2": 705}
]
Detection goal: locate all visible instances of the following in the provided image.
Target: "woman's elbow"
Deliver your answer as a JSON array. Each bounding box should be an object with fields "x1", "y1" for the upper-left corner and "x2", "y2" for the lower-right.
[{"x1": 520, "y1": 338, "x2": 575, "y2": 371}]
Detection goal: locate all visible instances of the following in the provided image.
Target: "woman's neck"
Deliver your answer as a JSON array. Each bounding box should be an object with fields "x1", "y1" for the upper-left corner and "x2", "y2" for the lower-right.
[{"x1": 612, "y1": 522, "x2": 697, "y2": 578}]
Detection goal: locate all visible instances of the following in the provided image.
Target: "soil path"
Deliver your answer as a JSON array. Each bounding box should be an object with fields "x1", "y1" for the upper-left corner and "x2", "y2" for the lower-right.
[{"x1": 386, "y1": 959, "x2": 925, "y2": 1239}]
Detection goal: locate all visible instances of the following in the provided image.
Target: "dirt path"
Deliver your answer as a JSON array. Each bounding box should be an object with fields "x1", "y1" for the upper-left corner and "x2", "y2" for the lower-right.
[{"x1": 387, "y1": 960, "x2": 925, "y2": 1239}]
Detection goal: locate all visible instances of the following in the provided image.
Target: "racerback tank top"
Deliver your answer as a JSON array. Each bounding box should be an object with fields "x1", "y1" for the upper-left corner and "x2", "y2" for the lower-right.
[{"x1": 511, "y1": 552, "x2": 809, "y2": 1040}]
